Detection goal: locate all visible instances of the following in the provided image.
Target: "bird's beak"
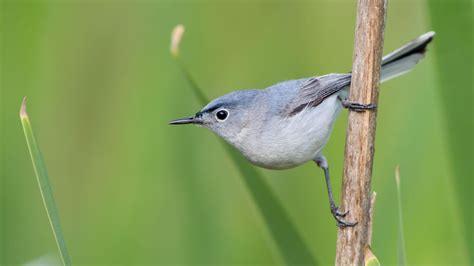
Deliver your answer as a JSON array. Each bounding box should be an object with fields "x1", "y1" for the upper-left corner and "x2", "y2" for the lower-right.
[{"x1": 169, "y1": 116, "x2": 201, "y2": 125}]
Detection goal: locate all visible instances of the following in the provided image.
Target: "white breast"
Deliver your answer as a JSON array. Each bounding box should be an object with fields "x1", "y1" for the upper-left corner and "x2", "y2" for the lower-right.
[{"x1": 237, "y1": 94, "x2": 343, "y2": 169}]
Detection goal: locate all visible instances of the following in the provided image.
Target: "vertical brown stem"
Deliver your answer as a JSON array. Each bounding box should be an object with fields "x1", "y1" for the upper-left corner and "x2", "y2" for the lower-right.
[{"x1": 335, "y1": 0, "x2": 387, "y2": 265}]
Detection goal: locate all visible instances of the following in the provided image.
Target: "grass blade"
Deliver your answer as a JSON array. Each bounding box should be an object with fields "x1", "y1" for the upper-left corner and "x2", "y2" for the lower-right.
[
  {"x1": 20, "y1": 98, "x2": 71, "y2": 266},
  {"x1": 170, "y1": 25, "x2": 208, "y2": 104},
  {"x1": 364, "y1": 247, "x2": 381, "y2": 266},
  {"x1": 170, "y1": 25, "x2": 317, "y2": 265},
  {"x1": 428, "y1": 2, "x2": 473, "y2": 263},
  {"x1": 223, "y1": 144, "x2": 316, "y2": 264},
  {"x1": 395, "y1": 166, "x2": 407, "y2": 266}
]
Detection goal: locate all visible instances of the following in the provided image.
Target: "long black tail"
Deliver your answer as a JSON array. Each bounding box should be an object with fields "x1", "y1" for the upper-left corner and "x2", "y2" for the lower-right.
[{"x1": 380, "y1": 31, "x2": 435, "y2": 82}]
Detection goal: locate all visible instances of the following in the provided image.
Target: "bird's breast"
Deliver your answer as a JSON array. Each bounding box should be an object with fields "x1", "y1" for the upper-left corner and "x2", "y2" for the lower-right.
[{"x1": 235, "y1": 94, "x2": 343, "y2": 169}]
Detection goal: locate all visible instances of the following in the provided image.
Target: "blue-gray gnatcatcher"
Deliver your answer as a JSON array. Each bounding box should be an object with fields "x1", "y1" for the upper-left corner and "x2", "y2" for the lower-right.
[{"x1": 170, "y1": 32, "x2": 435, "y2": 226}]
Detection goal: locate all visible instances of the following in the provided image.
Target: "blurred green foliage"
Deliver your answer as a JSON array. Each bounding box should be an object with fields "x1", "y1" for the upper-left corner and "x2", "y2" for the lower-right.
[
  {"x1": 1, "y1": 0, "x2": 472, "y2": 265},
  {"x1": 428, "y1": 1, "x2": 473, "y2": 262}
]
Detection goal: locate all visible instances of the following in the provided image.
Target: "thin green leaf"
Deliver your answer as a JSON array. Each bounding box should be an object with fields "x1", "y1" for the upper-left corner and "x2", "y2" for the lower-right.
[
  {"x1": 428, "y1": 2, "x2": 473, "y2": 263},
  {"x1": 176, "y1": 59, "x2": 209, "y2": 105},
  {"x1": 395, "y1": 165, "x2": 407, "y2": 266},
  {"x1": 20, "y1": 98, "x2": 71, "y2": 266},
  {"x1": 223, "y1": 144, "x2": 316, "y2": 265},
  {"x1": 171, "y1": 25, "x2": 317, "y2": 265},
  {"x1": 365, "y1": 247, "x2": 381, "y2": 266},
  {"x1": 170, "y1": 25, "x2": 207, "y2": 105}
]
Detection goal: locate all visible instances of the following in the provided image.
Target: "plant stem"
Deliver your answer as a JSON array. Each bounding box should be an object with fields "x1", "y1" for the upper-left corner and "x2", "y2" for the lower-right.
[{"x1": 335, "y1": 0, "x2": 387, "y2": 265}]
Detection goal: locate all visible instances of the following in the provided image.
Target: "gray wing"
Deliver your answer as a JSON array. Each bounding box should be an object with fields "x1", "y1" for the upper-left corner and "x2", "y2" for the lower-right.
[{"x1": 284, "y1": 73, "x2": 351, "y2": 117}]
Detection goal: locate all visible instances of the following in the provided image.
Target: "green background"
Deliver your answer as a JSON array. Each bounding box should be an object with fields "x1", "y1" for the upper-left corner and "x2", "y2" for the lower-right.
[{"x1": 1, "y1": 0, "x2": 472, "y2": 265}]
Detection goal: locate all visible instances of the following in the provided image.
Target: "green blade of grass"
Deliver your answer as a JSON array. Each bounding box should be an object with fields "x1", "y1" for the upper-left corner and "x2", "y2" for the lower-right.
[
  {"x1": 20, "y1": 98, "x2": 71, "y2": 266},
  {"x1": 364, "y1": 248, "x2": 381, "y2": 266},
  {"x1": 395, "y1": 166, "x2": 407, "y2": 266},
  {"x1": 171, "y1": 25, "x2": 317, "y2": 265},
  {"x1": 428, "y1": 2, "x2": 473, "y2": 263},
  {"x1": 223, "y1": 144, "x2": 316, "y2": 265}
]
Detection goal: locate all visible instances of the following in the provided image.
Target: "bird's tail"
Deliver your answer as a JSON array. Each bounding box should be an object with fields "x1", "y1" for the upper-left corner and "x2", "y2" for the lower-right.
[{"x1": 380, "y1": 31, "x2": 435, "y2": 83}]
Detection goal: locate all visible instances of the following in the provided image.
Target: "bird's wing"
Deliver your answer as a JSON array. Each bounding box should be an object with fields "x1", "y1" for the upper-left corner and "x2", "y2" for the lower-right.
[{"x1": 283, "y1": 73, "x2": 351, "y2": 117}]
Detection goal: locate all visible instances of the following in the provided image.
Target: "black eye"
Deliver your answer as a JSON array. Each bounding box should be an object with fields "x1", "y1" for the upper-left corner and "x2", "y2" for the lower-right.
[{"x1": 215, "y1": 109, "x2": 229, "y2": 121}]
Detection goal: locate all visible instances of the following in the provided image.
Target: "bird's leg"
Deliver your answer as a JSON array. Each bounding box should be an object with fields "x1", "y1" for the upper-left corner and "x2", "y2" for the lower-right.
[
  {"x1": 314, "y1": 156, "x2": 357, "y2": 227},
  {"x1": 338, "y1": 95, "x2": 377, "y2": 112}
]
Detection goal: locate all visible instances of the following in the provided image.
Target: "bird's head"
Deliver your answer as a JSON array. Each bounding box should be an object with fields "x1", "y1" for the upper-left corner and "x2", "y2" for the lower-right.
[{"x1": 169, "y1": 89, "x2": 261, "y2": 144}]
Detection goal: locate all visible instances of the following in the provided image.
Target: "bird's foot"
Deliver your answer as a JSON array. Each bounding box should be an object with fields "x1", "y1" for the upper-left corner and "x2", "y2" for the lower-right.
[
  {"x1": 339, "y1": 97, "x2": 377, "y2": 112},
  {"x1": 331, "y1": 206, "x2": 357, "y2": 228}
]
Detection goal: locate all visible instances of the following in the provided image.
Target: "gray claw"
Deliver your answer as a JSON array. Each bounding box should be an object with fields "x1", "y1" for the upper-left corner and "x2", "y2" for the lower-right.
[
  {"x1": 339, "y1": 97, "x2": 377, "y2": 112},
  {"x1": 336, "y1": 219, "x2": 358, "y2": 228},
  {"x1": 335, "y1": 209, "x2": 349, "y2": 217},
  {"x1": 331, "y1": 207, "x2": 357, "y2": 227}
]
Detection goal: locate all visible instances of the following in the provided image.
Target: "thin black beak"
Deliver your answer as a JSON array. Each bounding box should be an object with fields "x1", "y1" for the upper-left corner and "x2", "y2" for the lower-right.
[{"x1": 169, "y1": 116, "x2": 196, "y2": 125}]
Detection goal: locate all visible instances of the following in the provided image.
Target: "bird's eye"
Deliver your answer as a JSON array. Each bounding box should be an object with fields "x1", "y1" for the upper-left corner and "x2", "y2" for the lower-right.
[{"x1": 215, "y1": 109, "x2": 229, "y2": 121}]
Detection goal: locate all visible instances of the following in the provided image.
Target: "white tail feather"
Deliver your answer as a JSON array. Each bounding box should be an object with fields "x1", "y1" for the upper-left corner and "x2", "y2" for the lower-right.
[{"x1": 380, "y1": 31, "x2": 435, "y2": 83}]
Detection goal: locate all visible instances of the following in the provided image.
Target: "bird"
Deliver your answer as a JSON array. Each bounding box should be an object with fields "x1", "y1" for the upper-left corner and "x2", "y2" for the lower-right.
[{"x1": 170, "y1": 32, "x2": 435, "y2": 226}]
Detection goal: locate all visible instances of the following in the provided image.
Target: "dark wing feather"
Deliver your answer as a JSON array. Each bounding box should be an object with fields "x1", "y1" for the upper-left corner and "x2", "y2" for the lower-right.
[{"x1": 284, "y1": 73, "x2": 352, "y2": 117}]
